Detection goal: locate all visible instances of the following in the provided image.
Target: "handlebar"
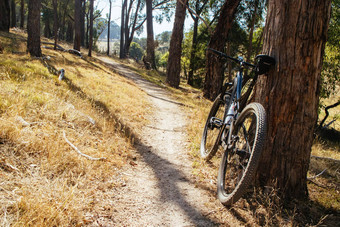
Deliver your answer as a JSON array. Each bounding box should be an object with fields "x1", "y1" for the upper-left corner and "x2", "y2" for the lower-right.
[{"x1": 207, "y1": 48, "x2": 256, "y2": 68}]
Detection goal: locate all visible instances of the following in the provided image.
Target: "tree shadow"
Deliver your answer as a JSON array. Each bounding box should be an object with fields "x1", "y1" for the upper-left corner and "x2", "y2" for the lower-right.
[{"x1": 63, "y1": 77, "x2": 220, "y2": 225}]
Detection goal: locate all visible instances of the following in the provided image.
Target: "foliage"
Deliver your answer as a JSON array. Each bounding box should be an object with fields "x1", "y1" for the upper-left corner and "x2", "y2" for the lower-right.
[
  {"x1": 320, "y1": 0, "x2": 340, "y2": 99},
  {"x1": 157, "y1": 51, "x2": 169, "y2": 70},
  {"x1": 129, "y1": 41, "x2": 144, "y2": 60},
  {"x1": 156, "y1": 31, "x2": 172, "y2": 45}
]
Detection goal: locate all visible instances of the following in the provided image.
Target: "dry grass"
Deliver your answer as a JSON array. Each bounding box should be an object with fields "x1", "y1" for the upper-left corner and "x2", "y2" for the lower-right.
[{"x1": 0, "y1": 30, "x2": 150, "y2": 226}]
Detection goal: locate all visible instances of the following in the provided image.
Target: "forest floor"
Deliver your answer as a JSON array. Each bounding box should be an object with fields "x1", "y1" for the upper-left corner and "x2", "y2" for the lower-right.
[{"x1": 0, "y1": 30, "x2": 339, "y2": 226}]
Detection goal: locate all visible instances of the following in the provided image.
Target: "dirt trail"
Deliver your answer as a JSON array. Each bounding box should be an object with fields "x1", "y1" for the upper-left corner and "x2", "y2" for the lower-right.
[{"x1": 98, "y1": 57, "x2": 221, "y2": 226}]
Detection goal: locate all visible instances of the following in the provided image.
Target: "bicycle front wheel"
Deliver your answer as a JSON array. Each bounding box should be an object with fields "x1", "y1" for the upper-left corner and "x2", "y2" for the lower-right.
[
  {"x1": 200, "y1": 94, "x2": 230, "y2": 161},
  {"x1": 217, "y1": 102, "x2": 267, "y2": 206}
]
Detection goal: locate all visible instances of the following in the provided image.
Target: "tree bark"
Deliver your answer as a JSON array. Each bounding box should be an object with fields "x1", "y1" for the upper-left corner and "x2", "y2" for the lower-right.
[
  {"x1": 66, "y1": 20, "x2": 73, "y2": 42},
  {"x1": 166, "y1": 0, "x2": 188, "y2": 88},
  {"x1": 10, "y1": 0, "x2": 16, "y2": 28},
  {"x1": 20, "y1": 0, "x2": 24, "y2": 28},
  {"x1": 80, "y1": 0, "x2": 85, "y2": 47},
  {"x1": 43, "y1": 13, "x2": 51, "y2": 38},
  {"x1": 203, "y1": 0, "x2": 241, "y2": 100},
  {"x1": 120, "y1": 0, "x2": 127, "y2": 58},
  {"x1": 0, "y1": 0, "x2": 10, "y2": 32},
  {"x1": 107, "y1": 0, "x2": 112, "y2": 56},
  {"x1": 88, "y1": 0, "x2": 94, "y2": 57},
  {"x1": 73, "y1": 0, "x2": 81, "y2": 51},
  {"x1": 146, "y1": 0, "x2": 156, "y2": 69},
  {"x1": 254, "y1": 0, "x2": 331, "y2": 199},
  {"x1": 52, "y1": 0, "x2": 58, "y2": 50},
  {"x1": 27, "y1": 0, "x2": 42, "y2": 57}
]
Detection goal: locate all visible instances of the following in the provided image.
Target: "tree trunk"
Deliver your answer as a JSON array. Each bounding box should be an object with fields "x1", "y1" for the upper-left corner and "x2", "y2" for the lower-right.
[
  {"x1": 43, "y1": 14, "x2": 51, "y2": 38},
  {"x1": 188, "y1": 0, "x2": 209, "y2": 86},
  {"x1": 146, "y1": 0, "x2": 156, "y2": 69},
  {"x1": 107, "y1": 0, "x2": 112, "y2": 56},
  {"x1": 66, "y1": 20, "x2": 73, "y2": 42},
  {"x1": 80, "y1": 0, "x2": 85, "y2": 47},
  {"x1": 188, "y1": 16, "x2": 199, "y2": 86},
  {"x1": 254, "y1": 0, "x2": 331, "y2": 199},
  {"x1": 120, "y1": 0, "x2": 127, "y2": 58},
  {"x1": 166, "y1": 0, "x2": 188, "y2": 88},
  {"x1": 74, "y1": 0, "x2": 81, "y2": 51},
  {"x1": 0, "y1": 0, "x2": 10, "y2": 32},
  {"x1": 27, "y1": 0, "x2": 42, "y2": 57},
  {"x1": 203, "y1": 0, "x2": 241, "y2": 100},
  {"x1": 10, "y1": 0, "x2": 16, "y2": 28},
  {"x1": 20, "y1": 0, "x2": 24, "y2": 28},
  {"x1": 88, "y1": 0, "x2": 94, "y2": 57},
  {"x1": 53, "y1": 0, "x2": 58, "y2": 50}
]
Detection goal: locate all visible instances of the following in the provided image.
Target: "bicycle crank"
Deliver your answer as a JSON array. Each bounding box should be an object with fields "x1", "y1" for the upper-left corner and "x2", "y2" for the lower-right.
[{"x1": 208, "y1": 117, "x2": 223, "y2": 129}]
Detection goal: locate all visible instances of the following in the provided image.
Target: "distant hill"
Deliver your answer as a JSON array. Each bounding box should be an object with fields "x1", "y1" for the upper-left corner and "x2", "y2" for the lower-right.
[{"x1": 99, "y1": 21, "x2": 120, "y2": 40}]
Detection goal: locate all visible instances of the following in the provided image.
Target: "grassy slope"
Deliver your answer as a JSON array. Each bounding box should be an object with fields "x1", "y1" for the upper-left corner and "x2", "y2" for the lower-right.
[{"x1": 0, "y1": 31, "x2": 150, "y2": 226}]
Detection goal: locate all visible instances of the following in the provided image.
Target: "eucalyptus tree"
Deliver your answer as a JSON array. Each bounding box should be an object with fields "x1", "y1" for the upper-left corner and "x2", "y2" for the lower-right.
[
  {"x1": 166, "y1": 0, "x2": 188, "y2": 88},
  {"x1": 253, "y1": 0, "x2": 331, "y2": 199},
  {"x1": 120, "y1": 0, "x2": 145, "y2": 58},
  {"x1": 10, "y1": 0, "x2": 16, "y2": 27},
  {"x1": 74, "y1": 0, "x2": 81, "y2": 50},
  {"x1": 20, "y1": 0, "x2": 24, "y2": 28},
  {"x1": 27, "y1": 0, "x2": 42, "y2": 57},
  {"x1": 0, "y1": 0, "x2": 10, "y2": 32},
  {"x1": 107, "y1": 0, "x2": 112, "y2": 56}
]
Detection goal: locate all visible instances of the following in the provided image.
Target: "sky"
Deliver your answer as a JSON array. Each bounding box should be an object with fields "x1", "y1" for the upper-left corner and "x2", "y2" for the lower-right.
[{"x1": 97, "y1": 0, "x2": 193, "y2": 37}]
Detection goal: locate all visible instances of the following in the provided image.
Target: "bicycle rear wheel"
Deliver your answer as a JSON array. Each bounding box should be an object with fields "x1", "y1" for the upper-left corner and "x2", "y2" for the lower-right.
[
  {"x1": 217, "y1": 103, "x2": 267, "y2": 206},
  {"x1": 200, "y1": 94, "x2": 230, "y2": 161}
]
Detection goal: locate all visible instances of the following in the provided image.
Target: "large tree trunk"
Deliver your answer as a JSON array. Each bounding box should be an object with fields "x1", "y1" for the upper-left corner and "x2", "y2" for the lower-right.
[
  {"x1": 203, "y1": 0, "x2": 241, "y2": 100},
  {"x1": 66, "y1": 20, "x2": 73, "y2": 42},
  {"x1": 73, "y1": 0, "x2": 81, "y2": 51},
  {"x1": 120, "y1": 0, "x2": 127, "y2": 58},
  {"x1": 10, "y1": 0, "x2": 16, "y2": 28},
  {"x1": 0, "y1": 0, "x2": 10, "y2": 32},
  {"x1": 188, "y1": 15, "x2": 198, "y2": 86},
  {"x1": 27, "y1": 0, "x2": 42, "y2": 57},
  {"x1": 80, "y1": 0, "x2": 85, "y2": 47},
  {"x1": 43, "y1": 14, "x2": 51, "y2": 38},
  {"x1": 254, "y1": 0, "x2": 331, "y2": 199},
  {"x1": 146, "y1": 0, "x2": 156, "y2": 69},
  {"x1": 20, "y1": 0, "x2": 24, "y2": 28},
  {"x1": 107, "y1": 0, "x2": 112, "y2": 56},
  {"x1": 166, "y1": 0, "x2": 188, "y2": 88},
  {"x1": 52, "y1": 0, "x2": 58, "y2": 50},
  {"x1": 88, "y1": 0, "x2": 94, "y2": 57}
]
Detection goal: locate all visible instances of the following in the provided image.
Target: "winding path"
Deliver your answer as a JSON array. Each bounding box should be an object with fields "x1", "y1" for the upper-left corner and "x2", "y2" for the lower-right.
[{"x1": 98, "y1": 56, "x2": 220, "y2": 226}]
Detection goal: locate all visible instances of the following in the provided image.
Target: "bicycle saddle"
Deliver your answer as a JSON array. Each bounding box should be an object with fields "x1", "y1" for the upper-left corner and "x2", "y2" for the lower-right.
[{"x1": 255, "y1": 55, "x2": 276, "y2": 75}]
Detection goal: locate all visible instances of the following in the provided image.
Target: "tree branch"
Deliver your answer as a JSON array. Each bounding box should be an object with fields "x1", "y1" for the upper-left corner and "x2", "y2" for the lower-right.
[{"x1": 63, "y1": 131, "x2": 106, "y2": 161}]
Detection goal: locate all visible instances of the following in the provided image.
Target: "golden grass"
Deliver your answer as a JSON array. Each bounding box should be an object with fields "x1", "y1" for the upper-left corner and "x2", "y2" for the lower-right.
[{"x1": 0, "y1": 31, "x2": 150, "y2": 225}]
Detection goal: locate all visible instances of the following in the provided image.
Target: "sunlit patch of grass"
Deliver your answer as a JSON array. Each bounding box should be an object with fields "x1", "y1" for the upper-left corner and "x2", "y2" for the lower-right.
[{"x1": 0, "y1": 32, "x2": 150, "y2": 226}]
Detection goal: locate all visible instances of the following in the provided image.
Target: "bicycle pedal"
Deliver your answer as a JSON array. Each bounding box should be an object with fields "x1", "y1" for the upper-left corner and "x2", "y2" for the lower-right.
[{"x1": 209, "y1": 117, "x2": 223, "y2": 129}]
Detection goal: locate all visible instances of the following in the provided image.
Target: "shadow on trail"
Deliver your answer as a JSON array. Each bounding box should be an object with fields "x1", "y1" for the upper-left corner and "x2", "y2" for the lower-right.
[
  {"x1": 135, "y1": 142, "x2": 219, "y2": 226},
  {"x1": 63, "y1": 75, "x2": 219, "y2": 226}
]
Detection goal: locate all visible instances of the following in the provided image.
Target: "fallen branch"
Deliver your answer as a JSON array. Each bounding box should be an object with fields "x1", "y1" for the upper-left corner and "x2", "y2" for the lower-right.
[
  {"x1": 63, "y1": 131, "x2": 106, "y2": 161},
  {"x1": 307, "y1": 168, "x2": 327, "y2": 180}
]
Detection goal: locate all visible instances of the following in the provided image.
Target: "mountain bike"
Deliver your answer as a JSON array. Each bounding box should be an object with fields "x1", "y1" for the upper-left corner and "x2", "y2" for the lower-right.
[{"x1": 200, "y1": 48, "x2": 275, "y2": 206}]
